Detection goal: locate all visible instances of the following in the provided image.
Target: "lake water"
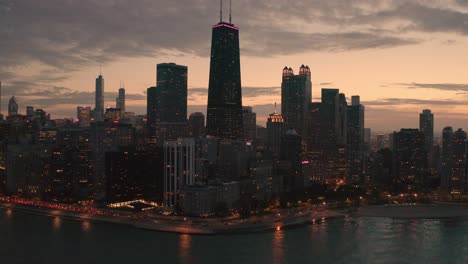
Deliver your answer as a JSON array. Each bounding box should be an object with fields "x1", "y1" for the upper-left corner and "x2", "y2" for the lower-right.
[{"x1": 1, "y1": 207, "x2": 468, "y2": 264}]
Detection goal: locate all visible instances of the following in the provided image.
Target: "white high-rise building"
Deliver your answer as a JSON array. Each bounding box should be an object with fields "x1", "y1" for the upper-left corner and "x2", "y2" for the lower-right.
[{"x1": 164, "y1": 138, "x2": 196, "y2": 207}]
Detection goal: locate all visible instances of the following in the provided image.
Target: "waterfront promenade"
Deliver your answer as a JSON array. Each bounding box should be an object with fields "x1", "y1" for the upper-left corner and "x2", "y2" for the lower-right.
[{"x1": 0, "y1": 198, "x2": 346, "y2": 235}]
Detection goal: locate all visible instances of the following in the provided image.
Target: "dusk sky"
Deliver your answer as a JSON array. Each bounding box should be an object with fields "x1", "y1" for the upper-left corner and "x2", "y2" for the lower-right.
[{"x1": 2, "y1": 0, "x2": 468, "y2": 132}]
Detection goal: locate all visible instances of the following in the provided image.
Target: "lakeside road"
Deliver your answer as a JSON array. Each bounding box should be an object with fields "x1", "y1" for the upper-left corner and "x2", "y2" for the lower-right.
[
  {"x1": 354, "y1": 204, "x2": 468, "y2": 219},
  {"x1": 0, "y1": 202, "x2": 346, "y2": 235}
]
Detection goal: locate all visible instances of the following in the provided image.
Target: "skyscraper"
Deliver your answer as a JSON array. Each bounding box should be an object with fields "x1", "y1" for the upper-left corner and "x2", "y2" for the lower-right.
[
  {"x1": 116, "y1": 87, "x2": 125, "y2": 113},
  {"x1": 347, "y1": 96, "x2": 365, "y2": 183},
  {"x1": 419, "y1": 109, "x2": 434, "y2": 153},
  {"x1": 441, "y1": 126, "x2": 454, "y2": 191},
  {"x1": 281, "y1": 65, "x2": 312, "y2": 135},
  {"x1": 206, "y1": 5, "x2": 243, "y2": 140},
  {"x1": 8, "y1": 96, "x2": 18, "y2": 116},
  {"x1": 449, "y1": 129, "x2": 467, "y2": 195},
  {"x1": 95, "y1": 74, "x2": 105, "y2": 121},
  {"x1": 392, "y1": 129, "x2": 427, "y2": 192},
  {"x1": 156, "y1": 63, "x2": 188, "y2": 122}
]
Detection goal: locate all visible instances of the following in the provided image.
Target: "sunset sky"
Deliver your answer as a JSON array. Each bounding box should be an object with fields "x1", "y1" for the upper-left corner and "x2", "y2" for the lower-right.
[{"x1": 2, "y1": 0, "x2": 468, "y2": 132}]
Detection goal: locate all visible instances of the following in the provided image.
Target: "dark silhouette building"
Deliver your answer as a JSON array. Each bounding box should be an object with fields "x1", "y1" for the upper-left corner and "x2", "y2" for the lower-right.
[
  {"x1": 441, "y1": 126, "x2": 453, "y2": 191},
  {"x1": 449, "y1": 129, "x2": 467, "y2": 195},
  {"x1": 189, "y1": 112, "x2": 205, "y2": 138},
  {"x1": 392, "y1": 129, "x2": 427, "y2": 192},
  {"x1": 242, "y1": 106, "x2": 256, "y2": 141},
  {"x1": 281, "y1": 65, "x2": 312, "y2": 135},
  {"x1": 116, "y1": 87, "x2": 125, "y2": 113},
  {"x1": 105, "y1": 147, "x2": 164, "y2": 203},
  {"x1": 280, "y1": 129, "x2": 303, "y2": 193},
  {"x1": 347, "y1": 96, "x2": 365, "y2": 184},
  {"x1": 206, "y1": 18, "x2": 243, "y2": 140},
  {"x1": 8, "y1": 96, "x2": 18, "y2": 117},
  {"x1": 156, "y1": 63, "x2": 188, "y2": 123},
  {"x1": 95, "y1": 74, "x2": 104, "y2": 121},
  {"x1": 146, "y1": 86, "x2": 158, "y2": 135},
  {"x1": 419, "y1": 109, "x2": 434, "y2": 154},
  {"x1": 266, "y1": 109, "x2": 285, "y2": 158}
]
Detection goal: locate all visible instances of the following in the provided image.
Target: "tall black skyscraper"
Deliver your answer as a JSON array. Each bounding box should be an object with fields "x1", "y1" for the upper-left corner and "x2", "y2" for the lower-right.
[
  {"x1": 95, "y1": 74, "x2": 104, "y2": 121},
  {"x1": 419, "y1": 109, "x2": 434, "y2": 153},
  {"x1": 281, "y1": 65, "x2": 312, "y2": 135},
  {"x1": 116, "y1": 87, "x2": 125, "y2": 113},
  {"x1": 156, "y1": 63, "x2": 188, "y2": 122},
  {"x1": 347, "y1": 96, "x2": 365, "y2": 183},
  {"x1": 206, "y1": 3, "x2": 243, "y2": 140}
]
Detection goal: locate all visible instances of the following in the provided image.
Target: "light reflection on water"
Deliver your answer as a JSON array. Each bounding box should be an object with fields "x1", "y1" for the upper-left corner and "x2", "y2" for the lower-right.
[
  {"x1": 273, "y1": 229, "x2": 285, "y2": 264},
  {"x1": 179, "y1": 234, "x2": 193, "y2": 264},
  {"x1": 52, "y1": 217, "x2": 62, "y2": 231},
  {"x1": 5, "y1": 209, "x2": 12, "y2": 218},
  {"x1": 82, "y1": 221, "x2": 91, "y2": 232}
]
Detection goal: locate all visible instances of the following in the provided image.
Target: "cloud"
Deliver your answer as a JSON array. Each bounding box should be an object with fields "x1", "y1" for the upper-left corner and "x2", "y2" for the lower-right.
[
  {"x1": 396, "y1": 82, "x2": 468, "y2": 91},
  {"x1": 363, "y1": 98, "x2": 468, "y2": 106},
  {"x1": 0, "y1": 0, "x2": 429, "y2": 75}
]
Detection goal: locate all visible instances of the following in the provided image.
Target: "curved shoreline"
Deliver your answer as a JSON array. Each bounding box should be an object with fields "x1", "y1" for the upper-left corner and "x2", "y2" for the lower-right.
[{"x1": 0, "y1": 202, "x2": 346, "y2": 235}]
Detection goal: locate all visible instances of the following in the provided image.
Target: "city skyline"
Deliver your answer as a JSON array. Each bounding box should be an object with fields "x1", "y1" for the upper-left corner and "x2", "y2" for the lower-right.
[{"x1": 2, "y1": 1, "x2": 468, "y2": 131}]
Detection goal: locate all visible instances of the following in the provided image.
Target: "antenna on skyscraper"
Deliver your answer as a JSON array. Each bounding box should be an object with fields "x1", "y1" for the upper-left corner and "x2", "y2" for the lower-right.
[
  {"x1": 229, "y1": 0, "x2": 232, "y2": 24},
  {"x1": 100, "y1": 64, "x2": 102, "y2": 75},
  {"x1": 220, "y1": 0, "x2": 223, "y2": 22}
]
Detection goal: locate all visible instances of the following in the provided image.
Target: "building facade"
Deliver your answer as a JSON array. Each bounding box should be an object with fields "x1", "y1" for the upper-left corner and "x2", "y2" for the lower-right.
[{"x1": 164, "y1": 138, "x2": 196, "y2": 207}]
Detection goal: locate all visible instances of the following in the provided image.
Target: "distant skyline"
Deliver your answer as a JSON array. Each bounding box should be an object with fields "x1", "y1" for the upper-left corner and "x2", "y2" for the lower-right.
[{"x1": 2, "y1": 0, "x2": 468, "y2": 131}]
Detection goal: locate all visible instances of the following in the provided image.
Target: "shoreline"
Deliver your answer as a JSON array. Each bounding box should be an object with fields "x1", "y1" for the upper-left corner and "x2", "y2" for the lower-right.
[{"x1": 0, "y1": 202, "x2": 346, "y2": 235}]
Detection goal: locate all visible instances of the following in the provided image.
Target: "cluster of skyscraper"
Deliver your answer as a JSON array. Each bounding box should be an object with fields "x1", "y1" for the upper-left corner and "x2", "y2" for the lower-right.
[{"x1": 0, "y1": 2, "x2": 465, "y2": 218}]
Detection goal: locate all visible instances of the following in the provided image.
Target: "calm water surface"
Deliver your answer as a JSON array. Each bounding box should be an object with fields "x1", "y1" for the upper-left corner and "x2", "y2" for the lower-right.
[{"x1": 1, "y1": 208, "x2": 468, "y2": 264}]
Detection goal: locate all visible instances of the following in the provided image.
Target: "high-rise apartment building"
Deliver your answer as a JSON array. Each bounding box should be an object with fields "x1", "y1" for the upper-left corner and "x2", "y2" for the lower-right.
[
  {"x1": 164, "y1": 138, "x2": 196, "y2": 207},
  {"x1": 441, "y1": 126, "x2": 454, "y2": 191},
  {"x1": 449, "y1": 129, "x2": 467, "y2": 195},
  {"x1": 392, "y1": 129, "x2": 427, "y2": 192}
]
